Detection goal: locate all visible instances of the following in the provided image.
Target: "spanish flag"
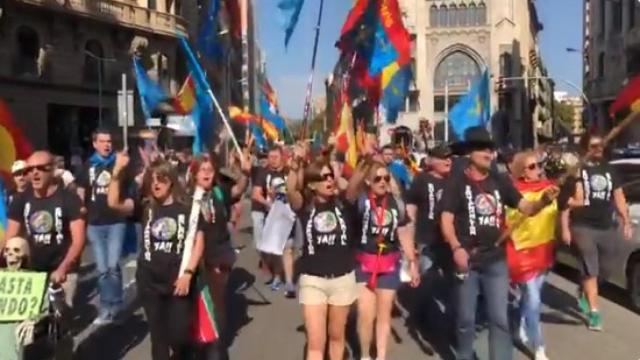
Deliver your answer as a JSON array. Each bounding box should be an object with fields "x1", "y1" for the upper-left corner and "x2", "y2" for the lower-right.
[
  {"x1": 335, "y1": 101, "x2": 358, "y2": 174},
  {"x1": 228, "y1": 106, "x2": 254, "y2": 125},
  {"x1": 609, "y1": 74, "x2": 640, "y2": 120},
  {"x1": 0, "y1": 100, "x2": 32, "y2": 182},
  {"x1": 174, "y1": 74, "x2": 197, "y2": 115},
  {"x1": 505, "y1": 180, "x2": 557, "y2": 283}
]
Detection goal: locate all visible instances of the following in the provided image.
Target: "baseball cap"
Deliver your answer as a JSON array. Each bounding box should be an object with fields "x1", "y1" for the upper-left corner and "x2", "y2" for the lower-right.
[
  {"x1": 428, "y1": 145, "x2": 452, "y2": 159},
  {"x1": 11, "y1": 160, "x2": 27, "y2": 174}
]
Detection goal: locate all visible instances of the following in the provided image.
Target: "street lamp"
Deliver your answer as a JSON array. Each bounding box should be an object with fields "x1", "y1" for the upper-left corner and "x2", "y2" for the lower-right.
[
  {"x1": 564, "y1": 47, "x2": 593, "y2": 131},
  {"x1": 84, "y1": 50, "x2": 116, "y2": 126}
]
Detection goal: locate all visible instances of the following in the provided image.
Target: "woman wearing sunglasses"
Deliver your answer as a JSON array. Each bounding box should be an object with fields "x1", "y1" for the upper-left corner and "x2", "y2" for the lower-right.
[
  {"x1": 505, "y1": 151, "x2": 559, "y2": 360},
  {"x1": 186, "y1": 149, "x2": 250, "y2": 358},
  {"x1": 108, "y1": 153, "x2": 204, "y2": 360},
  {"x1": 350, "y1": 161, "x2": 420, "y2": 360},
  {"x1": 286, "y1": 143, "x2": 362, "y2": 360}
]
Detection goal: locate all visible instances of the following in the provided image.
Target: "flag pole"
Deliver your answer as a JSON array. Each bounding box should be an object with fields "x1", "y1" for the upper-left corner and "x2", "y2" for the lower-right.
[
  {"x1": 301, "y1": 0, "x2": 325, "y2": 140},
  {"x1": 209, "y1": 88, "x2": 243, "y2": 158},
  {"x1": 444, "y1": 80, "x2": 449, "y2": 142}
]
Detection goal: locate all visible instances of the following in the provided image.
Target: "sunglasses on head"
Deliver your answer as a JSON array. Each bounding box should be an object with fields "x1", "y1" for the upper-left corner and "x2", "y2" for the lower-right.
[
  {"x1": 25, "y1": 164, "x2": 54, "y2": 174},
  {"x1": 373, "y1": 175, "x2": 391, "y2": 183}
]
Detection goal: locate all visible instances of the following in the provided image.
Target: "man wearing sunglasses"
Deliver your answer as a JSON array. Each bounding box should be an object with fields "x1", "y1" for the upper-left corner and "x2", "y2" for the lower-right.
[
  {"x1": 405, "y1": 145, "x2": 454, "y2": 336},
  {"x1": 4, "y1": 151, "x2": 85, "y2": 307},
  {"x1": 7, "y1": 160, "x2": 29, "y2": 207},
  {"x1": 567, "y1": 134, "x2": 632, "y2": 331},
  {"x1": 440, "y1": 127, "x2": 559, "y2": 360}
]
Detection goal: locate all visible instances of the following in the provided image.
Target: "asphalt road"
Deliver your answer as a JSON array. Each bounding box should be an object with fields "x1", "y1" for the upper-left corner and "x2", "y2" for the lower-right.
[{"x1": 65, "y1": 210, "x2": 640, "y2": 360}]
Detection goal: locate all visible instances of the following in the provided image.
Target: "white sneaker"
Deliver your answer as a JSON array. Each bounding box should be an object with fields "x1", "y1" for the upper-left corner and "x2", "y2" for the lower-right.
[
  {"x1": 518, "y1": 322, "x2": 529, "y2": 346},
  {"x1": 535, "y1": 347, "x2": 549, "y2": 360}
]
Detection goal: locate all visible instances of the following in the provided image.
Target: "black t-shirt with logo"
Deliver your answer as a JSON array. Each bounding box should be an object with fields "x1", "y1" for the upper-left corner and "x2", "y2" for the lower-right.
[
  {"x1": 441, "y1": 173, "x2": 522, "y2": 266},
  {"x1": 136, "y1": 201, "x2": 204, "y2": 294},
  {"x1": 297, "y1": 199, "x2": 356, "y2": 277},
  {"x1": 78, "y1": 162, "x2": 131, "y2": 225},
  {"x1": 251, "y1": 167, "x2": 287, "y2": 213},
  {"x1": 8, "y1": 187, "x2": 83, "y2": 272},
  {"x1": 199, "y1": 183, "x2": 237, "y2": 265},
  {"x1": 571, "y1": 162, "x2": 621, "y2": 229},
  {"x1": 354, "y1": 193, "x2": 409, "y2": 254},
  {"x1": 405, "y1": 172, "x2": 446, "y2": 245}
]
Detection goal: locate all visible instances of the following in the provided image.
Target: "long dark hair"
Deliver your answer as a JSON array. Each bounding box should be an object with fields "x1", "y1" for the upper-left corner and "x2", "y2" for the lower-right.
[
  {"x1": 140, "y1": 159, "x2": 188, "y2": 223},
  {"x1": 186, "y1": 152, "x2": 221, "y2": 192},
  {"x1": 302, "y1": 158, "x2": 332, "y2": 203}
]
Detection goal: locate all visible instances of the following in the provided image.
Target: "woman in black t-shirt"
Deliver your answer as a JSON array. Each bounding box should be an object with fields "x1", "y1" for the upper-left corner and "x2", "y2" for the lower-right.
[
  {"x1": 186, "y1": 150, "x2": 250, "y2": 353},
  {"x1": 108, "y1": 154, "x2": 204, "y2": 360},
  {"x1": 352, "y1": 161, "x2": 420, "y2": 360},
  {"x1": 286, "y1": 148, "x2": 358, "y2": 360}
]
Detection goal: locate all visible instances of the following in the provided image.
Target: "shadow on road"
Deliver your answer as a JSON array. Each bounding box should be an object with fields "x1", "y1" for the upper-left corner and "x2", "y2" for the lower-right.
[
  {"x1": 74, "y1": 313, "x2": 148, "y2": 360},
  {"x1": 225, "y1": 267, "x2": 265, "y2": 349}
]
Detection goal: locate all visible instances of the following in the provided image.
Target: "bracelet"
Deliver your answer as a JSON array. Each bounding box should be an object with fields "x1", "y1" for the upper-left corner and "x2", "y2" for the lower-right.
[{"x1": 183, "y1": 269, "x2": 195, "y2": 275}]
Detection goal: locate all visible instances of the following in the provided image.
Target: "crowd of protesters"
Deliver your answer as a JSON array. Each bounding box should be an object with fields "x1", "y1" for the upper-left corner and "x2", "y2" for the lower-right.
[{"x1": 0, "y1": 122, "x2": 632, "y2": 360}]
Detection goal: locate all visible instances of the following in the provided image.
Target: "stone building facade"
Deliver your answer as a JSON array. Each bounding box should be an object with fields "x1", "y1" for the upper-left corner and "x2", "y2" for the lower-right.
[
  {"x1": 382, "y1": 0, "x2": 553, "y2": 149},
  {"x1": 583, "y1": 0, "x2": 640, "y2": 144},
  {"x1": 0, "y1": 0, "x2": 195, "y2": 156}
]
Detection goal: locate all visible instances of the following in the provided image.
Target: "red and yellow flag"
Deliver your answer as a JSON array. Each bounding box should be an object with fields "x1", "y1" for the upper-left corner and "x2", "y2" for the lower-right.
[
  {"x1": 174, "y1": 74, "x2": 196, "y2": 115},
  {"x1": 335, "y1": 101, "x2": 358, "y2": 172},
  {"x1": 610, "y1": 74, "x2": 640, "y2": 120},
  {"x1": 505, "y1": 180, "x2": 557, "y2": 283},
  {"x1": 0, "y1": 100, "x2": 32, "y2": 181}
]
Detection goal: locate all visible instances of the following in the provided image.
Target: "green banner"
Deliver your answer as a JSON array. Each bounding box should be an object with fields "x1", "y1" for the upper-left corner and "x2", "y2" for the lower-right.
[{"x1": 0, "y1": 271, "x2": 47, "y2": 322}]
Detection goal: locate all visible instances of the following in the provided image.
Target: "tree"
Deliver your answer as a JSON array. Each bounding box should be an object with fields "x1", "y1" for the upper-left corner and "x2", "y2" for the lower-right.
[{"x1": 553, "y1": 100, "x2": 575, "y2": 128}]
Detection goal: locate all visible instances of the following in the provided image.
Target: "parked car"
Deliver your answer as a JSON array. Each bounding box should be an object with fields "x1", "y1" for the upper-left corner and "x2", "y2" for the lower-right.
[{"x1": 555, "y1": 158, "x2": 640, "y2": 311}]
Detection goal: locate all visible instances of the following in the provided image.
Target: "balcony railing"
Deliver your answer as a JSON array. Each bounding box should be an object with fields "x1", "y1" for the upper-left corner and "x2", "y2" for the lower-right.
[{"x1": 17, "y1": 0, "x2": 187, "y2": 37}]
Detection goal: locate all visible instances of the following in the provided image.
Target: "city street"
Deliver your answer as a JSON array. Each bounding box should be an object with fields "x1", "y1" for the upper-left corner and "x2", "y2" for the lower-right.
[{"x1": 66, "y1": 207, "x2": 640, "y2": 360}]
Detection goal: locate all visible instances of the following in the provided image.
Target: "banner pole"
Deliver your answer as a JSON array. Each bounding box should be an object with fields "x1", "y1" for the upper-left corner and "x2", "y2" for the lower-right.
[{"x1": 301, "y1": 0, "x2": 325, "y2": 139}]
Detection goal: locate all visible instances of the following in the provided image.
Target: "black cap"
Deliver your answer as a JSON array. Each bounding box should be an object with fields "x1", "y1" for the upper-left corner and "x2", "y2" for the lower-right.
[{"x1": 428, "y1": 145, "x2": 453, "y2": 159}]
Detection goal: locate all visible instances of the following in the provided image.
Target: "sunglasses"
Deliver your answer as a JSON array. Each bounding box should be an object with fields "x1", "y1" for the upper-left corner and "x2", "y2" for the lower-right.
[
  {"x1": 589, "y1": 142, "x2": 603, "y2": 149},
  {"x1": 374, "y1": 175, "x2": 391, "y2": 183},
  {"x1": 25, "y1": 164, "x2": 54, "y2": 174},
  {"x1": 320, "y1": 172, "x2": 335, "y2": 181},
  {"x1": 12, "y1": 170, "x2": 26, "y2": 177}
]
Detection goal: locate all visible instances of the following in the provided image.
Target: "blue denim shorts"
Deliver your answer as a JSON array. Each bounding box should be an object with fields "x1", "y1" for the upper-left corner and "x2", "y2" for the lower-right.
[{"x1": 355, "y1": 263, "x2": 402, "y2": 290}]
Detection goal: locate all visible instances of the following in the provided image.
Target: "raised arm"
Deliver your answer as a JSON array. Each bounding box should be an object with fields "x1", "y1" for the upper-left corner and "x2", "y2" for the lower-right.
[
  {"x1": 107, "y1": 151, "x2": 135, "y2": 216},
  {"x1": 345, "y1": 159, "x2": 372, "y2": 204}
]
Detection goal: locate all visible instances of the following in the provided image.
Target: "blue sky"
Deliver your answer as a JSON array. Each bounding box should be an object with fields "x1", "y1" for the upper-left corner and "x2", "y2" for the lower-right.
[{"x1": 256, "y1": 0, "x2": 583, "y2": 118}]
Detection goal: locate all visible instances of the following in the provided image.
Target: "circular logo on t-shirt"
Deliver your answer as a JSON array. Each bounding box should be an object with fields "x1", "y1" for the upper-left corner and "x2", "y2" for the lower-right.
[
  {"x1": 590, "y1": 174, "x2": 608, "y2": 192},
  {"x1": 474, "y1": 194, "x2": 496, "y2": 216},
  {"x1": 270, "y1": 176, "x2": 286, "y2": 194},
  {"x1": 313, "y1": 211, "x2": 338, "y2": 233},
  {"x1": 29, "y1": 211, "x2": 53, "y2": 234},
  {"x1": 151, "y1": 217, "x2": 178, "y2": 241},
  {"x1": 95, "y1": 171, "x2": 112, "y2": 187}
]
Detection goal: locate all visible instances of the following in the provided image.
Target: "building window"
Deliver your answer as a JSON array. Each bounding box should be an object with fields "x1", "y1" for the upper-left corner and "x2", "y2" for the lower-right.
[
  {"x1": 500, "y1": 52, "x2": 513, "y2": 77},
  {"x1": 434, "y1": 51, "x2": 480, "y2": 91},
  {"x1": 599, "y1": 0, "x2": 606, "y2": 36},
  {"x1": 15, "y1": 26, "x2": 39, "y2": 76},
  {"x1": 434, "y1": 95, "x2": 463, "y2": 112},
  {"x1": 458, "y1": 4, "x2": 468, "y2": 26},
  {"x1": 429, "y1": 4, "x2": 438, "y2": 27},
  {"x1": 448, "y1": 4, "x2": 457, "y2": 27},
  {"x1": 157, "y1": 53, "x2": 170, "y2": 90},
  {"x1": 612, "y1": 0, "x2": 622, "y2": 33},
  {"x1": 439, "y1": 4, "x2": 447, "y2": 27},
  {"x1": 84, "y1": 40, "x2": 104, "y2": 83},
  {"x1": 148, "y1": 0, "x2": 156, "y2": 10},
  {"x1": 597, "y1": 52, "x2": 605, "y2": 78},
  {"x1": 476, "y1": 1, "x2": 487, "y2": 25},
  {"x1": 407, "y1": 90, "x2": 420, "y2": 112},
  {"x1": 468, "y1": 2, "x2": 477, "y2": 26}
]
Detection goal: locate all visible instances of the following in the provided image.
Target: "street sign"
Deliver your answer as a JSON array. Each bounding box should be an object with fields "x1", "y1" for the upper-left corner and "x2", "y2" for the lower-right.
[{"x1": 117, "y1": 89, "x2": 134, "y2": 127}]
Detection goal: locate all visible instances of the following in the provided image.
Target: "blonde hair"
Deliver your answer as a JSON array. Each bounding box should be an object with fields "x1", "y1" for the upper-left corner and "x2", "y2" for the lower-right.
[{"x1": 510, "y1": 151, "x2": 537, "y2": 180}]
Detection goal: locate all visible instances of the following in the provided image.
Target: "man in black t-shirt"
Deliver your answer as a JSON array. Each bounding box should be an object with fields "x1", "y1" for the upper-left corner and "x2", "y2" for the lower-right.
[
  {"x1": 4, "y1": 151, "x2": 85, "y2": 307},
  {"x1": 440, "y1": 127, "x2": 557, "y2": 360},
  {"x1": 77, "y1": 129, "x2": 133, "y2": 325},
  {"x1": 251, "y1": 146, "x2": 296, "y2": 295},
  {"x1": 567, "y1": 134, "x2": 631, "y2": 331}
]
